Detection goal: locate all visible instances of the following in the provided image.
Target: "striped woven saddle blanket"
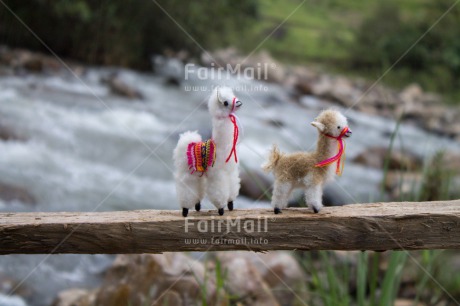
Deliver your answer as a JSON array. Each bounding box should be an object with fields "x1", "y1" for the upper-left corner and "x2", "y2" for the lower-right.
[{"x1": 187, "y1": 139, "x2": 216, "y2": 174}]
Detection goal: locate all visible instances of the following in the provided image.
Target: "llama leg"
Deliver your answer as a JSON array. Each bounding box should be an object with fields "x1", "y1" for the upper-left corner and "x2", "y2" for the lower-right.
[
  {"x1": 195, "y1": 178, "x2": 206, "y2": 212},
  {"x1": 271, "y1": 180, "x2": 293, "y2": 214},
  {"x1": 305, "y1": 184, "x2": 323, "y2": 213},
  {"x1": 227, "y1": 168, "x2": 240, "y2": 211},
  {"x1": 206, "y1": 172, "x2": 229, "y2": 216},
  {"x1": 175, "y1": 174, "x2": 203, "y2": 217}
]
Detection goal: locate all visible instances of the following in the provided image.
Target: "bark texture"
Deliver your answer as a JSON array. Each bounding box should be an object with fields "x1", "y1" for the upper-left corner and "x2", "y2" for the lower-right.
[{"x1": 0, "y1": 200, "x2": 459, "y2": 254}]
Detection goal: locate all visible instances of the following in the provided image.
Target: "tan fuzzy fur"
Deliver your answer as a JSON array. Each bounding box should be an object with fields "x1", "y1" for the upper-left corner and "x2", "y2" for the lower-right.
[
  {"x1": 264, "y1": 148, "x2": 326, "y2": 185},
  {"x1": 263, "y1": 109, "x2": 351, "y2": 213}
]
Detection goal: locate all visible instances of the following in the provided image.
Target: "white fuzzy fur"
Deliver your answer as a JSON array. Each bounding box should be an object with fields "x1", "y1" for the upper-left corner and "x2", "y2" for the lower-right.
[{"x1": 173, "y1": 87, "x2": 242, "y2": 211}]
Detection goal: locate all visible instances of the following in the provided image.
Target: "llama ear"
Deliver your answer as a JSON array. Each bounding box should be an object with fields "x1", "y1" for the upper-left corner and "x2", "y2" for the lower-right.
[
  {"x1": 216, "y1": 87, "x2": 222, "y2": 102},
  {"x1": 311, "y1": 121, "x2": 325, "y2": 132}
]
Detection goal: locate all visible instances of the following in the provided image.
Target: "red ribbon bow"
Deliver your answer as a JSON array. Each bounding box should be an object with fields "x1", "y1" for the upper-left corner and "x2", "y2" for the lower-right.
[{"x1": 225, "y1": 97, "x2": 239, "y2": 163}]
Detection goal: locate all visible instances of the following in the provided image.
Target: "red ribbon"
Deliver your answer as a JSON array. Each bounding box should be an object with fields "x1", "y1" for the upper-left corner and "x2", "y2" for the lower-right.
[
  {"x1": 225, "y1": 97, "x2": 239, "y2": 163},
  {"x1": 315, "y1": 126, "x2": 348, "y2": 175}
]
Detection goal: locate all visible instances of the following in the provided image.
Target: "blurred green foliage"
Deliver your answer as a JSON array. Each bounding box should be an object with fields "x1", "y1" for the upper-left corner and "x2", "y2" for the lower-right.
[
  {"x1": 2, "y1": 0, "x2": 460, "y2": 100},
  {"x1": 242, "y1": 0, "x2": 460, "y2": 101},
  {"x1": 350, "y1": 0, "x2": 460, "y2": 94},
  {"x1": 0, "y1": 0, "x2": 257, "y2": 68}
]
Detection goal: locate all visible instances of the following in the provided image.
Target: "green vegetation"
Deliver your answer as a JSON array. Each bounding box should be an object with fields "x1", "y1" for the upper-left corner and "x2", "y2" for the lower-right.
[
  {"x1": 0, "y1": 0, "x2": 257, "y2": 68},
  {"x1": 2, "y1": 0, "x2": 460, "y2": 99},
  {"x1": 241, "y1": 0, "x2": 426, "y2": 62},
  {"x1": 350, "y1": 0, "x2": 460, "y2": 100},
  {"x1": 296, "y1": 249, "x2": 460, "y2": 305},
  {"x1": 242, "y1": 0, "x2": 460, "y2": 102}
]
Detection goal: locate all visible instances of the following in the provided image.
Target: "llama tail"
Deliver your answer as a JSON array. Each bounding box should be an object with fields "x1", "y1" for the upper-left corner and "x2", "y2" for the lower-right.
[{"x1": 262, "y1": 144, "x2": 282, "y2": 173}]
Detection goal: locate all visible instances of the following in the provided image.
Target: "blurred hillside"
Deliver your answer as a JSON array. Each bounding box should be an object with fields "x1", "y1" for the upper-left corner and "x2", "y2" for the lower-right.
[
  {"x1": 245, "y1": 0, "x2": 460, "y2": 101},
  {"x1": 1, "y1": 0, "x2": 460, "y2": 101}
]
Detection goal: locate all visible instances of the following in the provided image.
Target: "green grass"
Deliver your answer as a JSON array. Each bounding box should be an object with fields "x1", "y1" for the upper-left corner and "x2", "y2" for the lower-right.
[
  {"x1": 235, "y1": 0, "x2": 460, "y2": 103},
  {"x1": 238, "y1": 0, "x2": 427, "y2": 63},
  {"x1": 296, "y1": 250, "x2": 459, "y2": 305},
  {"x1": 297, "y1": 251, "x2": 410, "y2": 306}
]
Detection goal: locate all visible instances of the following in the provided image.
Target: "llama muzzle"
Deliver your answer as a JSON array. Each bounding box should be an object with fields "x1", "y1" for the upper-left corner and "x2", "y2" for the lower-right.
[{"x1": 344, "y1": 128, "x2": 352, "y2": 137}]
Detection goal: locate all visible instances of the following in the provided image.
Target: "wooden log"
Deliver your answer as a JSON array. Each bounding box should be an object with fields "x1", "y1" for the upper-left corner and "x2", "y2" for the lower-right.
[{"x1": 0, "y1": 200, "x2": 459, "y2": 254}]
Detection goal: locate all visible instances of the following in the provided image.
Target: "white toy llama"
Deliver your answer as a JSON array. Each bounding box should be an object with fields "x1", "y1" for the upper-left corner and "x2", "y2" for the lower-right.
[
  {"x1": 263, "y1": 109, "x2": 352, "y2": 214},
  {"x1": 174, "y1": 87, "x2": 242, "y2": 217}
]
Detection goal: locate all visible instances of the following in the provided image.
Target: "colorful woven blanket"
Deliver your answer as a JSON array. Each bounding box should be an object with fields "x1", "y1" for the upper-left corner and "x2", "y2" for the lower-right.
[{"x1": 187, "y1": 139, "x2": 216, "y2": 174}]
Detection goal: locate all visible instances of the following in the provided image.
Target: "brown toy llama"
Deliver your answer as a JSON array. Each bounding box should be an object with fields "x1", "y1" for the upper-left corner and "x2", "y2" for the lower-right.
[{"x1": 262, "y1": 109, "x2": 352, "y2": 214}]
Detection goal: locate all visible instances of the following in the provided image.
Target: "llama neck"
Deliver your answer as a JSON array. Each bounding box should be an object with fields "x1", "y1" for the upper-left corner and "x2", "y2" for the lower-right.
[
  {"x1": 315, "y1": 134, "x2": 338, "y2": 162},
  {"x1": 212, "y1": 116, "x2": 236, "y2": 160}
]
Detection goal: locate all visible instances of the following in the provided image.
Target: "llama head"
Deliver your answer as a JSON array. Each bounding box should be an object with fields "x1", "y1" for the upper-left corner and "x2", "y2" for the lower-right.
[
  {"x1": 208, "y1": 86, "x2": 242, "y2": 118},
  {"x1": 311, "y1": 109, "x2": 352, "y2": 138}
]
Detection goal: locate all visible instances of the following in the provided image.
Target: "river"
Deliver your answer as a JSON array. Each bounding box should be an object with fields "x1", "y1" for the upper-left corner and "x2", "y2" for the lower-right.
[{"x1": 0, "y1": 62, "x2": 459, "y2": 305}]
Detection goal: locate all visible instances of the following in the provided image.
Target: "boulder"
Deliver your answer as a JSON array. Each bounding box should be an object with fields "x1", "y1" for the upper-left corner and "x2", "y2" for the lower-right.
[
  {"x1": 384, "y1": 171, "x2": 423, "y2": 199},
  {"x1": 403, "y1": 105, "x2": 445, "y2": 123},
  {"x1": 0, "y1": 273, "x2": 30, "y2": 306},
  {"x1": 353, "y1": 147, "x2": 422, "y2": 171},
  {"x1": 53, "y1": 253, "x2": 220, "y2": 305},
  {"x1": 152, "y1": 55, "x2": 184, "y2": 86},
  {"x1": 310, "y1": 76, "x2": 368, "y2": 109},
  {"x1": 216, "y1": 253, "x2": 279, "y2": 306},
  {"x1": 52, "y1": 289, "x2": 96, "y2": 306},
  {"x1": 441, "y1": 152, "x2": 460, "y2": 174},
  {"x1": 0, "y1": 182, "x2": 36, "y2": 205},
  {"x1": 0, "y1": 48, "x2": 61, "y2": 73},
  {"x1": 0, "y1": 125, "x2": 25, "y2": 141},
  {"x1": 288, "y1": 184, "x2": 349, "y2": 207},
  {"x1": 310, "y1": 76, "x2": 335, "y2": 100},
  {"x1": 245, "y1": 50, "x2": 285, "y2": 84},
  {"x1": 442, "y1": 122, "x2": 460, "y2": 139},
  {"x1": 217, "y1": 251, "x2": 306, "y2": 305},
  {"x1": 285, "y1": 66, "x2": 314, "y2": 92},
  {"x1": 0, "y1": 274, "x2": 30, "y2": 298},
  {"x1": 294, "y1": 76, "x2": 314, "y2": 95},
  {"x1": 323, "y1": 184, "x2": 349, "y2": 206},
  {"x1": 93, "y1": 253, "x2": 216, "y2": 306},
  {"x1": 329, "y1": 77, "x2": 358, "y2": 107},
  {"x1": 399, "y1": 83, "x2": 423, "y2": 106},
  {"x1": 240, "y1": 169, "x2": 273, "y2": 201},
  {"x1": 248, "y1": 252, "x2": 307, "y2": 304},
  {"x1": 106, "y1": 76, "x2": 144, "y2": 100},
  {"x1": 22, "y1": 55, "x2": 43, "y2": 72},
  {"x1": 203, "y1": 47, "x2": 240, "y2": 67},
  {"x1": 353, "y1": 147, "x2": 387, "y2": 169},
  {"x1": 53, "y1": 251, "x2": 308, "y2": 306}
]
